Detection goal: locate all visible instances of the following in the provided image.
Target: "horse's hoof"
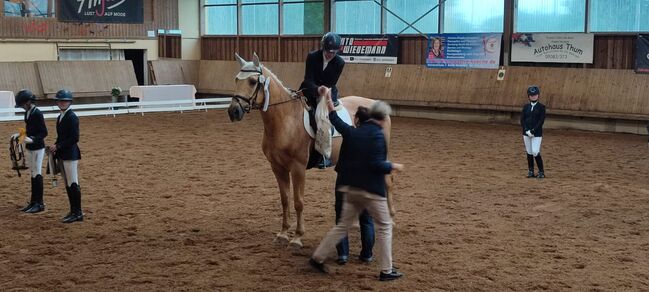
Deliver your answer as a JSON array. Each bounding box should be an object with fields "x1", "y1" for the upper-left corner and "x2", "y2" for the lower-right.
[
  {"x1": 289, "y1": 238, "x2": 303, "y2": 249},
  {"x1": 274, "y1": 234, "x2": 290, "y2": 245}
]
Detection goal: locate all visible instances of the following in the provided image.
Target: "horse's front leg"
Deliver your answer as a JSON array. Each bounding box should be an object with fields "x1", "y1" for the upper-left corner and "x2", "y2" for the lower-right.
[
  {"x1": 271, "y1": 165, "x2": 291, "y2": 245},
  {"x1": 289, "y1": 167, "x2": 306, "y2": 248}
]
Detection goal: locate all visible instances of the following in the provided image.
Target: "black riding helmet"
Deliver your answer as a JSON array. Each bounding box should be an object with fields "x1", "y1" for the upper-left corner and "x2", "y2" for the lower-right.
[
  {"x1": 527, "y1": 85, "x2": 540, "y2": 96},
  {"x1": 55, "y1": 89, "x2": 74, "y2": 101},
  {"x1": 14, "y1": 89, "x2": 36, "y2": 108},
  {"x1": 321, "y1": 32, "x2": 342, "y2": 52}
]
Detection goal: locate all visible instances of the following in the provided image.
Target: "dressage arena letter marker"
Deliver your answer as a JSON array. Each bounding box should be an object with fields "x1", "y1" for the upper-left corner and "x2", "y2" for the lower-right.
[
  {"x1": 385, "y1": 66, "x2": 392, "y2": 78},
  {"x1": 497, "y1": 68, "x2": 506, "y2": 81}
]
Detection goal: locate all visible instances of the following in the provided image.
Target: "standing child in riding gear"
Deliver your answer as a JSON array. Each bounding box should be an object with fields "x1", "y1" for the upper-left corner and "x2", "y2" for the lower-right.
[
  {"x1": 13, "y1": 89, "x2": 48, "y2": 213},
  {"x1": 300, "y1": 32, "x2": 345, "y2": 168},
  {"x1": 48, "y1": 89, "x2": 84, "y2": 223},
  {"x1": 309, "y1": 97, "x2": 405, "y2": 281},
  {"x1": 520, "y1": 85, "x2": 546, "y2": 178}
]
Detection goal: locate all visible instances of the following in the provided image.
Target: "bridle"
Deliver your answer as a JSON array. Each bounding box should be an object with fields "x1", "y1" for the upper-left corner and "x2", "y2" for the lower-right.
[
  {"x1": 9, "y1": 135, "x2": 27, "y2": 177},
  {"x1": 232, "y1": 67, "x2": 301, "y2": 113}
]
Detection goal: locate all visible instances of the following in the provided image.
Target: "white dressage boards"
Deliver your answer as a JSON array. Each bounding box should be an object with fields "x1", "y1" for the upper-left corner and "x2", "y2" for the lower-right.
[
  {"x1": 0, "y1": 91, "x2": 15, "y2": 118},
  {"x1": 1, "y1": 84, "x2": 229, "y2": 122},
  {"x1": 129, "y1": 85, "x2": 197, "y2": 114}
]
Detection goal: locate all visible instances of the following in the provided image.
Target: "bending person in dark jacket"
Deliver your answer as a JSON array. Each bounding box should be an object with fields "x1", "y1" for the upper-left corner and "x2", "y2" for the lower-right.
[
  {"x1": 309, "y1": 96, "x2": 405, "y2": 281},
  {"x1": 13, "y1": 89, "x2": 48, "y2": 213},
  {"x1": 48, "y1": 89, "x2": 84, "y2": 223},
  {"x1": 520, "y1": 85, "x2": 546, "y2": 178}
]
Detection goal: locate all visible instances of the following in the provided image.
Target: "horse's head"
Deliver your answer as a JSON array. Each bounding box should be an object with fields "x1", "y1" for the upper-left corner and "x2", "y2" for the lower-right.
[{"x1": 229, "y1": 52, "x2": 267, "y2": 122}]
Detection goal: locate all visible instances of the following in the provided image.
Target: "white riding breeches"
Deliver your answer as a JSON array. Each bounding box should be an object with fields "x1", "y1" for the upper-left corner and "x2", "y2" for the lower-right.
[
  {"x1": 523, "y1": 136, "x2": 543, "y2": 157},
  {"x1": 27, "y1": 149, "x2": 45, "y2": 178},
  {"x1": 62, "y1": 160, "x2": 79, "y2": 187}
]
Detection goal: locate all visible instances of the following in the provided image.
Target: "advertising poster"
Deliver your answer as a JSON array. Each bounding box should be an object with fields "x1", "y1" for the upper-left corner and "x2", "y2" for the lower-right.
[
  {"x1": 338, "y1": 34, "x2": 399, "y2": 64},
  {"x1": 425, "y1": 33, "x2": 502, "y2": 69},
  {"x1": 511, "y1": 33, "x2": 594, "y2": 63}
]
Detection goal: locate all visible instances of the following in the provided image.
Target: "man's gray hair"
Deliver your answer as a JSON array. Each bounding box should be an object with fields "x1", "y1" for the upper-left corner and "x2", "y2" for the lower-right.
[{"x1": 370, "y1": 101, "x2": 392, "y2": 121}]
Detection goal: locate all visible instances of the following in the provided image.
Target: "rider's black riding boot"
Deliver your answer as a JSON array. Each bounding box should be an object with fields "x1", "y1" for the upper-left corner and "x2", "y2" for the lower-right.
[
  {"x1": 63, "y1": 183, "x2": 83, "y2": 223},
  {"x1": 535, "y1": 154, "x2": 545, "y2": 179},
  {"x1": 526, "y1": 154, "x2": 535, "y2": 178},
  {"x1": 62, "y1": 186, "x2": 74, "y2": 222},
  {"x1": 20, "y1": 178, "x2": 35, "y2": 212},
  {"x1": 25, "y1": 175, "x2": 45, "y2": 213}
]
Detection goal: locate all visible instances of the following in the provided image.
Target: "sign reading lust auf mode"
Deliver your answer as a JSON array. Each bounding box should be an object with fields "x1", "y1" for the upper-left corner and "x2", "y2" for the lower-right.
[{"x1": 58, "y1": 0, "x2": 144, "y2": 24}]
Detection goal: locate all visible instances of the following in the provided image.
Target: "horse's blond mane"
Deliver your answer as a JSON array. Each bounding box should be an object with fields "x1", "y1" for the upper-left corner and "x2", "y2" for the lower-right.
[{"x1": 261, "y1": 66, "x2": 292, "y2": 95}]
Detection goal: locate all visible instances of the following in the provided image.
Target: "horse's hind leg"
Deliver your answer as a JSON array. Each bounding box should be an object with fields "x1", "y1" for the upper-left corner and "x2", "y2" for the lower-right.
[
  {"x1": 271, "y1": 166, "x2": 291, "y2": 245},
  {"x1": 289, "y1": 168, "x2": 306, "y2": 248}
]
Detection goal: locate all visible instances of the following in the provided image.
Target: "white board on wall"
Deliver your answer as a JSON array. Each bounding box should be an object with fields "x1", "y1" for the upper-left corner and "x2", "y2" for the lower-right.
[{"x1": 511, "y1": 33, "x2": 594, "y2": 64}]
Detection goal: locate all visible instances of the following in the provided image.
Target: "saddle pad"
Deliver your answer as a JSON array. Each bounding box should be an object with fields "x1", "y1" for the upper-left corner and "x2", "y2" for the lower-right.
[{"x1": 304, "y1": 102, "x2": 352, "y2": 139}]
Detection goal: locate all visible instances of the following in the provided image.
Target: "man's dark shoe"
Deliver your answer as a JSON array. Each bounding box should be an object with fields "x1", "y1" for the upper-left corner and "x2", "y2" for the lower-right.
[
  {"x1": 379, "y1": 269, "x2": 404, "y2": 281},
  {"x1": 527, "y1": 171, "x2": 536, "y2": 178},
  {"x1": 62, "y1": 212, "x2": 84, "y2": 223},
  {"x1": 20, "y1": 202, "x2": 34, "y2": 212},
  {"x1": 318, "y1": 157, "x2": 332, "y2": 169},
  {"x1": 309, "y1": 258, "x2": 328, "y2": 273},
  {"x1": 359, "y1": 256, "x2": 373, "y2": 263},
  {"x1": 24, "y1": 203, "x2": 45, "y2": 213},
  {"x1": 537, "y1": 172, "x2": 545, "y2": 179},
  {"x1": 336, "y1": 256, "x2": 348, "y2": 265}
]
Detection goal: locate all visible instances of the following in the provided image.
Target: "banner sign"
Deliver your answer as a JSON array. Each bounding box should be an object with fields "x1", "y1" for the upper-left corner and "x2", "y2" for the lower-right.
[
  {"x1": 338, "y1": 34, "x2": 398, "y2": 64},
  {"x1": 58, "y1": 0, "x2": 144, "y2": 24},
  {"x1": 511, "y1": 33, "x2": 594, "y2": 63},
  {"x1": 636, "y1": 35, "x2": 649, "y2": 74},
  {"x1": 425, "y1": 33, "x2": 502, "y2": 69}
]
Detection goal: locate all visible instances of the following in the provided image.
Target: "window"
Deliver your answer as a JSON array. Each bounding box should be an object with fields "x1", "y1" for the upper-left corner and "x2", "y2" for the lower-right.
[
  {"x1": 4, "y1": 0, "x2": 54, "y2": 17},
  {"x1": 589, "y1": 0, "x2": 649, "y2": 32},
  {"x1": 444, "y1": 0, "x2": 504, "y2": 33},
  {"x1": 205, "y1": 0, "x2": 237, "y2": 35},
  {"x1": 333, "y1": 0, "x2": 381, "y2": 34},
  {"x1": 283, "y1": 0, "x2": 324, "y2": 35},
  {"x1": 515, "y1": 0, "x2": 586, "y2": 32},
  {"x1": 385, "y1": 0, "x2": 438, "y2": 34},
  {"x1": 242, "y1": 0, "x2": 279, "y2": 35}
]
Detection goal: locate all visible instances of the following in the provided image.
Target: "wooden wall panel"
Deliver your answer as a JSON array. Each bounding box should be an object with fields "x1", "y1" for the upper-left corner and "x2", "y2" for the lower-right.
[
  {"x1": 201, "y1": 37, "x2": 238, "y2": 61},
  {"x1": 238, "y1": 37, "x2": 280, "y2": 62},
  {"x1": 197, "y1": 60, "x2": 240, "y2": 94},
  {"x1": 0, "y1": 62, "x2": 43, "y2": 97},
  {"x1": 149, "y1": 60, "x2": 200, "y2": 86},
  {"x1": 589, "y1": 35, "x2": 636, "y2": 69},
  {"x1": 193, "y1": 60, "x2": 649, "y2": 119},
  {"x1": 36, "y1": 61, "x2": 138, "y2": 97},
  {"x1": 280, "y1": 37, "x2": 320, "y2": 62},
  {"x1": 0, "y1": 0, "x2": 178, "y2": 39}
]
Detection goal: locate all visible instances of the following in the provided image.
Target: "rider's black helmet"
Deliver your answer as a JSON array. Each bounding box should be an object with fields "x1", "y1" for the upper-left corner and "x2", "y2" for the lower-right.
[
  {"x1": 14, "y1": 89, "x2": 36, "y2": 108},
  {"x1": 55, "y1": 89, "x2": 74, "y2": 101},
  {"x1": 527, "y1": 85, "x2": 540, "y2": 96},
  {"x1": 321, "y1": 32, "x2": 342, "y2": 52}
]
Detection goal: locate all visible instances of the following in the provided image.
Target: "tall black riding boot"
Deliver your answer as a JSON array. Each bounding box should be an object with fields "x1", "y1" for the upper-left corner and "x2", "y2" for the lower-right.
[
  {"x1": 535, "y1": 154, "x2": 545, "y2": 179},
  {"x1": 20, "y1": 177, "x2": 36, "y2": 212},
  {"x1": 63, "y1": 183, "x2": 83, "y2": 223},
  {"x1": 526, "y1": 154, "x2": 536, "y2": 178},
  {"x1": 62, "y1": 186, "x2": 74, "y2": 222},
  {"x1": 25, "y1": 175, "x2": 45, "y2": 213}
]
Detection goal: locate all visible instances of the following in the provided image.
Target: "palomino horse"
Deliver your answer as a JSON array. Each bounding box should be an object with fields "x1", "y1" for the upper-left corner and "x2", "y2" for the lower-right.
[{"x1": 228, "y1": 53, "x2": 392, "y2": 248}]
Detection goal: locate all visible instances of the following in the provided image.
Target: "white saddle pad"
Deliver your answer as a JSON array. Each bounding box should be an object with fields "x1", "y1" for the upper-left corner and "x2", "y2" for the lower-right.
[{"x1": 303, "y1": 102, "x2": 352, "y2": 139}]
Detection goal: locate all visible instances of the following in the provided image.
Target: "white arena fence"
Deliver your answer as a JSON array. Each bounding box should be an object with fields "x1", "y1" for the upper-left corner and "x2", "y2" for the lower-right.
[{"x1": 0, "y1": 97, "x2": 232, "y2": 122}]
